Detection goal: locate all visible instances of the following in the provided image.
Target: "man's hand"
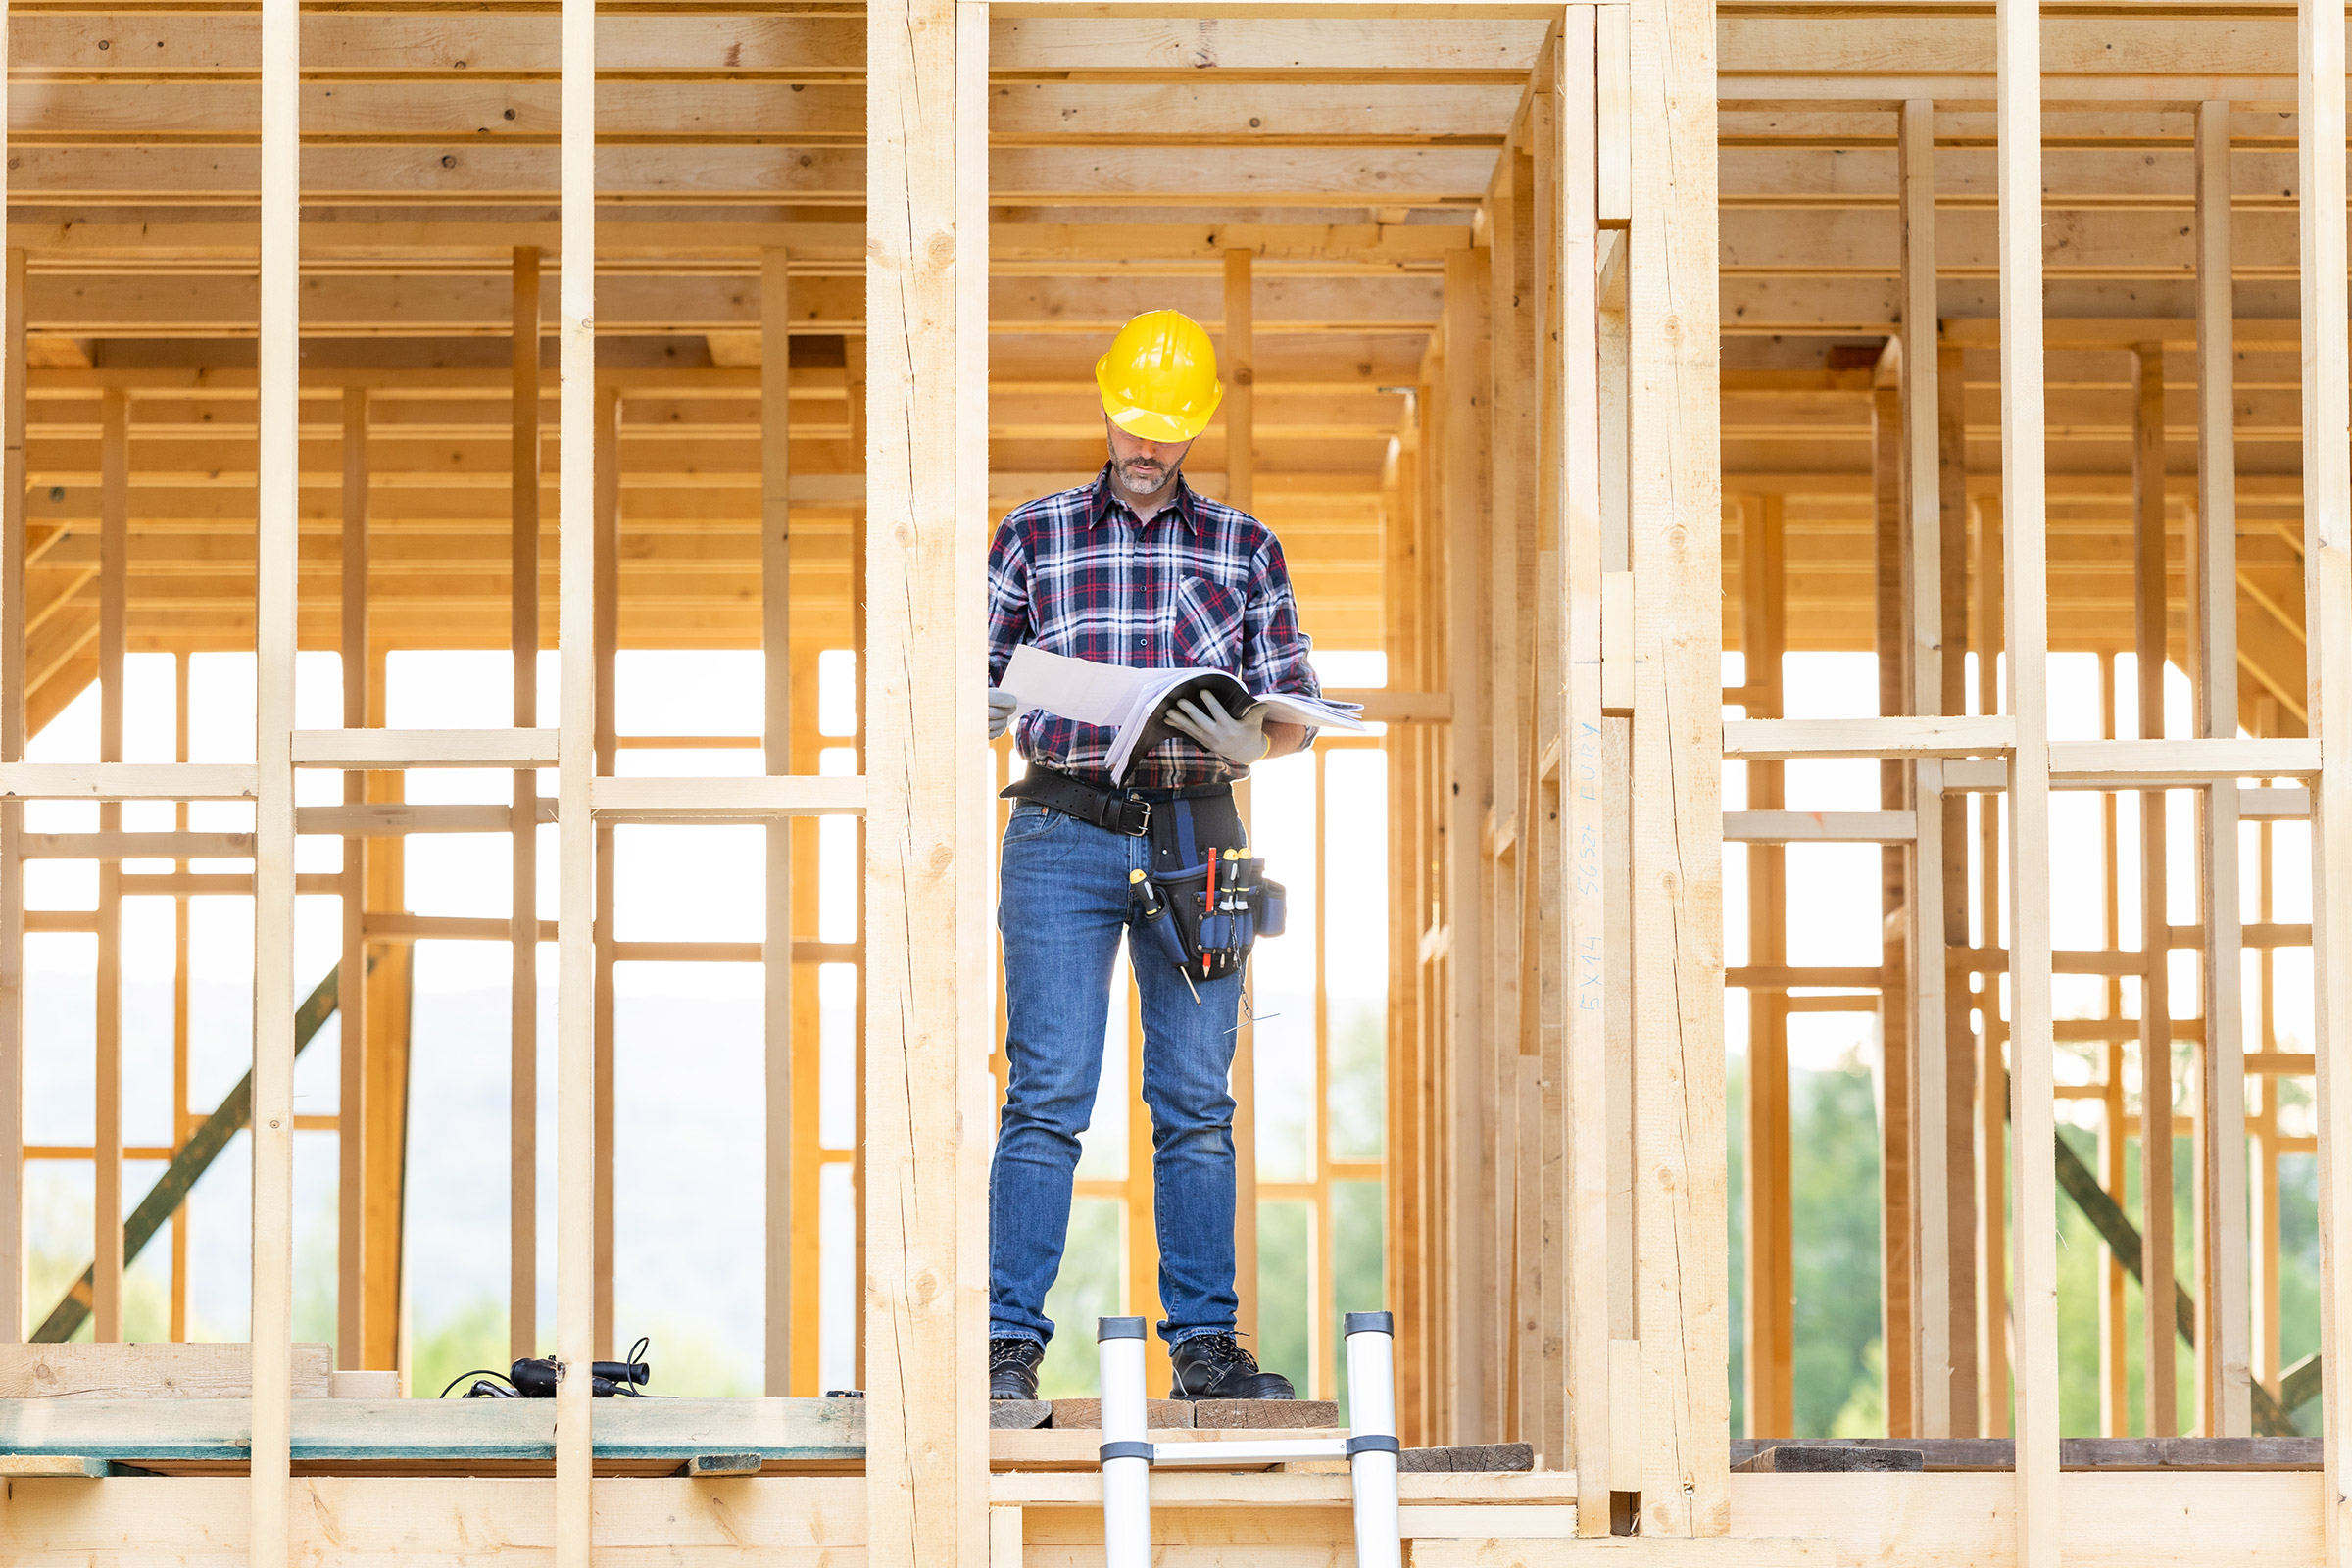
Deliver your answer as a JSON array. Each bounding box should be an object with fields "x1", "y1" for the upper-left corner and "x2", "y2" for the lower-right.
[
  {"x1": 989, "y1": 687, "x2": 1020, "y2": 740},
  {"x1": 1165, "y1": 692, "x2": 1269, "y2": 765}
]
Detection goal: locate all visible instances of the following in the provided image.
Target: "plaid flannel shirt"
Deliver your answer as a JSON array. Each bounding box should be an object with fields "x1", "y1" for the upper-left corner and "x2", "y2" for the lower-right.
[{"x1": 987, "y1": 466, "x2": 1322, "y2": 790}]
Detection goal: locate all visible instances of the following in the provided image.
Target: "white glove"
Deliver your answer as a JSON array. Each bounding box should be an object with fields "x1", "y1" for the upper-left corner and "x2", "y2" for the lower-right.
[
  {"x1": 1165, "y1": 692, "x2": 1269, "y2": 765},
  {"x1": 988, "y1": 687, "x2": 1020, "y2": 740}
]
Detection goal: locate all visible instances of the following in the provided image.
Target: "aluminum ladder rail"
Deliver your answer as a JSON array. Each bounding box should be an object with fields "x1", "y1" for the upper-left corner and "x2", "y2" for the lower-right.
[{"x1": 1097, "y1": 1311, "x2": 1402, "y2": 1568}]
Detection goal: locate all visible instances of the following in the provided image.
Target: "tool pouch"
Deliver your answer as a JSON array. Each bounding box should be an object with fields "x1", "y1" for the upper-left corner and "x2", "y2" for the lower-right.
[{"x1": 1136, "y1": 791, "x2": 1285, "y2": 984}]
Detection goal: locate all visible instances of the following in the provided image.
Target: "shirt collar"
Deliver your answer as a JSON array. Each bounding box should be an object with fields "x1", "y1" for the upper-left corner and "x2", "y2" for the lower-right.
[{"x1": 1087, "y1": 465, "x2": 1201, "y2": 535}]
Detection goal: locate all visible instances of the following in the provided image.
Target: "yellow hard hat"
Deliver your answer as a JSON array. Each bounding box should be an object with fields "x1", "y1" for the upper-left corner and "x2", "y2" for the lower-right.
[{"x1": 1096, "y1": 311, "x2": 1223, "y2": 443}]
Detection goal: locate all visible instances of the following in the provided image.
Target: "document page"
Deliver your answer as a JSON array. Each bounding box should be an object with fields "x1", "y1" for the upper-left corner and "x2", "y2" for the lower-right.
[{"x1": 1001, "y1": 643, "x2": 1160, "y2": 728}]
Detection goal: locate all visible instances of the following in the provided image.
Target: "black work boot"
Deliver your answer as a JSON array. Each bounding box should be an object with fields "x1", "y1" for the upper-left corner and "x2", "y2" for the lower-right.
[
  {"x1": 1168, "y1": 1333, "x2": 1296, "y2": 1400},
  {"x1": 990, "y1": 1337, "x2": 1044, "y2": 1400}
]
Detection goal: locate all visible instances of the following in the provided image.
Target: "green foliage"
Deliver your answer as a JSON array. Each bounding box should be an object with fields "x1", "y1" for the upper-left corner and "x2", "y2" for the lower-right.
[
  {"x1": 1257, "y1": 1200, "x2": 1313, "y2": 1396},
  {"x1": 1330, "y1": 1179, "x2": 1385, "y2": 1423},
  {"x1": 1037, "y1": 1199, "x2": 1124, "y2": 1399},
  {"x1": 1788, "y1": 1053, "x2": 1884, "y2": 1438},
  {"x1": 410, "y1": 1298, "x2": 510, "y2": 1400}
]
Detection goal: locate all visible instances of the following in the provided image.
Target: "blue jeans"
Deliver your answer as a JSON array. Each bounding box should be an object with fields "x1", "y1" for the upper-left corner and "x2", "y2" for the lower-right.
[{"x1": 990, "y1": 800, "x2": 1243, "y2": 1348}]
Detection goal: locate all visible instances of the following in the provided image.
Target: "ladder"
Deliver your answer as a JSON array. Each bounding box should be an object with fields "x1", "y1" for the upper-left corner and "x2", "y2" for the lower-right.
[{"x1": 1096, "y1": 1312, "x2": 1403, "y2": 1568}]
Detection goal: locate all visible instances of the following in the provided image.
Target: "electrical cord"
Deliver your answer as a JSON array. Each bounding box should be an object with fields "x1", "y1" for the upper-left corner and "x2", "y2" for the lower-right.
[{"x1": 439, "y1": 1367, "x2": 519, "y2": 1399}]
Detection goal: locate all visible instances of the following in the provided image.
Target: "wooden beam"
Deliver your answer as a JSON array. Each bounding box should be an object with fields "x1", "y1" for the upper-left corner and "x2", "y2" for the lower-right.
[
  {"x1": 553, "y1": 0, "x2": 598, "y2": 1554},
  {"x1": 511, "y1": 243, "x2": 542, "y2": 1370},
  {"x1": 249, "y1": 0, "x2": 300, "y2": 1562},
  {"x1": 863, "y1": 1, "x2": 992, "y2": 1565},
  {"x1": 1998, "y1": 0, "x2": 2061, "y2": 1557},
  {"x1": 1873, "y1": 373, "x2": 1914, "y2": 1441},
  {"x1": 2134, "y1": 337, "x2": 2177, "y2": 1440},
  {"x1": 2299, "y1": 0, "x2": 2352, "y2": 1554},
  {"x1": 0, "y1": 244, "x2": 25, "y2": 1348},
  {"x1": 1741, "y1": 491, "x2": 1793, "y2": 1444},
  {"x1": 761, "y1": 244, "x2": 793, "y2": 1397},
  {"x1": 1440, "y1": 244, "x2": 1494, "y2": 1444},
  {"x1": 1631, "y1": 0, "x2": 1728, "y2": 1528},
  {"x1": 1222, "y1": 243, "x2": 1259, "y2": 1353},
  {"x1": 358, "y1": 646, "x2": 411, "y2": 1379},
  {"x1": 91, "y1": 383, "x2": 124, "y2": 1348},
  {"x1": 1901, "y1": 96, "x2": 1954, "y2": 1442},
  {"x1": 2195, "y1": 97, "x2": 2252, "y2": 1443},
  {"x1": 337, "y1": 384, "x2": 369, "y2": 1371}
]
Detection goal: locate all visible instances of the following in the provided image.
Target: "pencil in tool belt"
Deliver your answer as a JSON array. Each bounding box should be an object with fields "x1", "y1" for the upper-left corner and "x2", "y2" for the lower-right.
[{"x1": 1202, "y1": 851, "x2": 1217, "y2": 978}]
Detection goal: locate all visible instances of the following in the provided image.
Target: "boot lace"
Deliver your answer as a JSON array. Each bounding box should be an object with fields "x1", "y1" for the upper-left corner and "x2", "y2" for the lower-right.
[{"x1": 1175, "y1": 1333, "x2": 1259, "y2": 1391}]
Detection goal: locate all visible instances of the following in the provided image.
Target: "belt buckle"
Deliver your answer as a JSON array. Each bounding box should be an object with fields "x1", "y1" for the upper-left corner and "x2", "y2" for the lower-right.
[{"x1": 1123, "y1": 799, "x2": 1152, "y2": 837}]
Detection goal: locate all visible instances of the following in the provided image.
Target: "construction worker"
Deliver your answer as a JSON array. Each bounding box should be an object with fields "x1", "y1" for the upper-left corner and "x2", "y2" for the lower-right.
[{"x1": 982, "y1": 310, "x2": 1319, "y2": 1402}]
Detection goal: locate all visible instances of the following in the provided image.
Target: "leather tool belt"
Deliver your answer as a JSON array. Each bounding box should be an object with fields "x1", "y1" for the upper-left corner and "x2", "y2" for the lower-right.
[{"x1": 1000, "y1": 768, "x2": 1288, "y2": 986}]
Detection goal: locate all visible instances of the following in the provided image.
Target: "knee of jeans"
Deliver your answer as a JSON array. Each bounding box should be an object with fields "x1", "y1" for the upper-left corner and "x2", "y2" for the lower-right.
[
  {"x1": 1000, "y1": 1079, "x2": 1097, "y2": 1142},
  {"x1": 1140, "y1": 1075, "x2": 1235, "y2": 1135}
]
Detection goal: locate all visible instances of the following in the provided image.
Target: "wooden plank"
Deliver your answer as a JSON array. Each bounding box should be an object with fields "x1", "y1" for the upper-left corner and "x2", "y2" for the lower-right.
[
  {"x1": 761, "y1": 244, "x2": 792, "y2": 1397},
  {"x1": 1741, "y1": 493, "x2": 1794, "y2": 1445},
  {"x1": 591, "y1": 378, "x2": 619, "y2": 1365},
  {"x1": 0, "y1": 763, "x2": 257, "y2": 799},
  {"x1": 1723, "y1": 715, "x2": 2013, "y2": 760},
  {"x1": 1936, "y1": 334, "x2": 1979, "y2": 1438},
  {"x1": 1901, "y1": 96, "x2": 1952, "y2": 1442},
  {"x1": 1223, "y1": 244, "x2": 1259, "y2": 1352},
  {"x1": 250, "y1": 0, "x2": 300, "y2": 1565},
  {"x1": 1724, "y1": 810, "x2": 1914, "y2": 844},
  {"x1": 289, "y1": 727, "x2": 559, "y2": 768},
  {"x1": 336, "y1": 384, "x2": 368, "y2": 1372},
  {"x1": 2300, "y1": 0, "x2": 2352, "y2": 1552},
  {"x1": 2194, "y1": 96, "x2": 2252, "y2": 1444},
  {"x1": 0, "y1": 1343, "x2": 334, "y2": 1398},
  {"x1": 1441, "y1": 244, "x2": 1494, "y2": 1444},
  {"x1": 0, "y1": 245, "x2": 25, "y2": 1349},
  {"x1": 358, "y1": 649, "x2": 410, "y2": 1378},
  {"x1": 554, "y1": 0, "x2": 598, "y2": 1556},
  {"x1": 1630, "y1": 0, "x2": 1726, "y2": 1528},
  {"x1": 2133, "y1": 338, "x2": 2177, "y2": 1440},
  {"x1": 1873, "y1": 377, "x2": 1913, "y2": 1441},
  {"x1": 511, "y1": 243, "x2": 542, "y2": 1370},
  {"x1": 1998, "y1": 0, "x2": 2060, "y2": 1552},
  {"x1": 1552, "y1": 11, "x2": 1604, "y2": 1514},
  {"x1": 92, "y1": 383, "x2": 124, "y2": 1346},
  {"x1": 1412, "y1": 1539, "x2": 1828, "y2": 1568},
  {"x1": 863, "y1": 0, "x2": 991, "y2": 1565}
]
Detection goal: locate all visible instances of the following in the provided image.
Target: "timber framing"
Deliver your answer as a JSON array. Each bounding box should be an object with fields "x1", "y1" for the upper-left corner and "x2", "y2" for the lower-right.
[{"x1": 0, "y1": 1, "x2": 2350, "y2": 1567}]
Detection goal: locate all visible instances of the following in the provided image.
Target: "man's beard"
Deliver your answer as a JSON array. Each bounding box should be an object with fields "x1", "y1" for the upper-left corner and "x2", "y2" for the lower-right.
[{"x1": 1115, "y1": 455, "x2": 1172, "y2": 491}]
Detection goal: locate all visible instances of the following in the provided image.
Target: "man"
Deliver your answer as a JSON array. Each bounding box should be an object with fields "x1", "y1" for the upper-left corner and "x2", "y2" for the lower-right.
[{"x1": 982, "y1": 310, "x2": 1319, "y2": 1402}]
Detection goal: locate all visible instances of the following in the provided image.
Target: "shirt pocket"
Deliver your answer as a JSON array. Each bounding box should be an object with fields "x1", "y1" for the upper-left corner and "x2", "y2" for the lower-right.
[{"x1": 1172, "y1": 574, "x2": 1246, "y2": 669}]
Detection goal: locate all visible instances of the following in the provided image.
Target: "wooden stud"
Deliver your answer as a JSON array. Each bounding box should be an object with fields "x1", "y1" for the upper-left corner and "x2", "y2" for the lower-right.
[
  {"x1": 1936, "y1": 335, "x2": 1979, "y2": 1437},
  {"x1": 1222, "y1": 244, "x2": 1259, "y2": 1351},
  {"x1": 1555, "y1": 5, "x2": 1610, "y2": 1527},
  {"x1": 172, "y1": 657, "x2": 192, "y2": 1347},
  {"x1": 2193, "y1": 96, "x2": 2252, "y2": 1443},
  {"x1": 0, "y1": 245, "x2": 24, "y2": 1349},
  {"x1": 1998, "y1": 0, "x2": 2061, "y2": 1552},
  {"x1": 511, "y1": 244, "x2": 542, "y2": 1369},
  {"x1": 862, "y1": 1, "x2": 992, "y2": 1565},
  {"x1": 555, "y1": 0, "x2": 598, "y2": 1550},
  {"x1": 337, "y1": 385, "x2": 368, "y2": 1371},
  {"x1": 1975, "y1": 494, "x2": 2008, "y2": 1442},
  {"x1": 1742, "y1": 492, "x2": 1792, "y2": 1444},
  {"x1": 359, "y1": 646, "x2": 410, "y2": 1380},
  {"x1": 1874, "y1": 373, "x2": 1916, "y2": 1442},
  {"x1": 1629, "y1": 0, "x2": 1727, "y2": 1528},
  {"x1": 92, "y1": 385, "x2": 125, "y2": 1346},
  {"x1": 251, "y1": 0, "x2": 300, "y2": 1554},
  {"x1": 1901, "y1": 96, "x2": 1954, "y2": 1441},
  {"x1": 591, "y1": 380, "x2": 619, "y2": 1365},
  {"x1": 2134, "y1": 338, "x2": 2178, "y2": 1440},
  {"x1": 1439, "y1": 245, "x2": 1493, "y2": 1444},
  {"x1": 761, "y1": 246, "x2": 794, "y2": 1396},
  {"x1": 2297, "y1": 0, "x2": 2352, "y2": 1552}
]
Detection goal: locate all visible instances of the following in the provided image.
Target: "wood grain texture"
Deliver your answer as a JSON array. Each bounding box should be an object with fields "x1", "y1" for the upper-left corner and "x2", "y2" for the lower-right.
[
  {"x1": 0, "y1": 1344, "x2": 333, "y2": 1399},
  {"x1": 1629, "y1": 0, "x2": 1728, "y2": 1530},
  {"x1": 862, "y1": 1, "x2": 993, "y2": 1565}
]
